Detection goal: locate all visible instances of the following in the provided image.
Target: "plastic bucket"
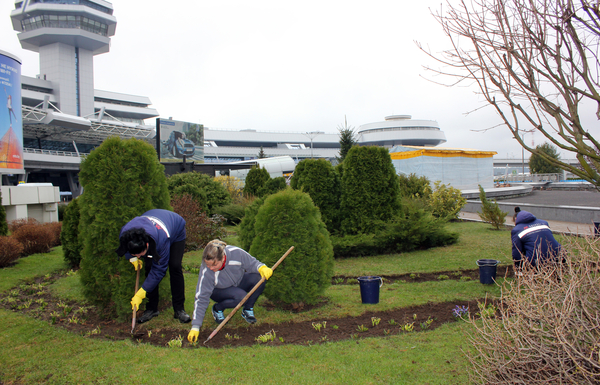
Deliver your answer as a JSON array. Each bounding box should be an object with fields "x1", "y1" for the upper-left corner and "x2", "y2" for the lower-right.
[
  {"x1": 357, "y1": 276, "x2": 383, "y2": 304},
  {"x1": 594, "y1": 222, "x2": 600, "y2": 238},
  {"x1": 476, "y1": 259, "x2": 500, "y2": 284}
]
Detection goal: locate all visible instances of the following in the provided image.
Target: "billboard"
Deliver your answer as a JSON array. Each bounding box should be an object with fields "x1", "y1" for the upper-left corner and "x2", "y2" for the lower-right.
[
  {"x1": 0, "y1": 50, "x2": 24, "y2": 174},
  {"x1": 158, "y1": 118, "x2": 204, "y2": 162}
]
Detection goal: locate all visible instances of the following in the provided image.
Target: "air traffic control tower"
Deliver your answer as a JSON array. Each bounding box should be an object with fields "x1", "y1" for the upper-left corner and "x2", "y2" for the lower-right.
[{"x1": 10, "y1": 0, "x2": 116, "y2": 117}]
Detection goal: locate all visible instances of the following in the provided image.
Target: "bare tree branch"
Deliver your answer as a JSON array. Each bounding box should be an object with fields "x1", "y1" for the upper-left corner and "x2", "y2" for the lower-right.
[{"x1": 418, "y1": 0, "x2": 600, "y2": 188}]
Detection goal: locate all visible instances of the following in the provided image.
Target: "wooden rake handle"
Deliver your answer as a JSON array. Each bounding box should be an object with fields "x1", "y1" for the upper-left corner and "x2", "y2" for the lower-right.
[
  {"x1": 131, "y1": 267, "x2": 141, "y2": 334},
  {"x1": 204, "y1": 246, "x2": 294, "y2": 344}
]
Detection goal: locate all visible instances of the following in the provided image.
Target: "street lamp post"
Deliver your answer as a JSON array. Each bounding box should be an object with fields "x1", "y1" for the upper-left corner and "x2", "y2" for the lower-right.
[{"x1": 303, "y1": 131, "x2": 321, "y2": 159}]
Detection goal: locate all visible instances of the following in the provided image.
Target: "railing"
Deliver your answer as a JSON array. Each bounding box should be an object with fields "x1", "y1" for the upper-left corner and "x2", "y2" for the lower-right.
[
  {"x1": 23, "y1": 148, "x2": 87, "y2": 158},
  {"x1": 495, "y1": 173, "x2": 562, "y2": 183}
]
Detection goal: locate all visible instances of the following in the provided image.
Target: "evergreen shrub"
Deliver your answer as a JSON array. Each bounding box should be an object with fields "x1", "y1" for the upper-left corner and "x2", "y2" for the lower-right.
[
  {"x1": 57, "y1": 202, "x2": 67, "y2": 221},
  {"x1": 477, "y1": 185, "x2": 507, "y2": 230},
  {"x1": 339, "y1": 146, "x2": 401, "y2": 235},
  {"x1": 249, "y1": 189, "x2": 334, "y2": 306},
  {"x1": 171, "y1": 193, "x2": 226, "y2": 251},
  {"x1": 61, "y1": 197, "x2": 82, "y2": 268},
  {"x1": 12, "y1": 223, "x2": 54, "y2": 256},
  {"x1": 78, "y1": 137, "x2": 172, "y2": 320},
  {"x1": 0, "y1": 190, "x2": 7, "y2": 236},
  {"x1": 291, "y1": 159, "x2": 341, "y2": 233},
  {"x1": 214, "y1": 203, "x2": 247, "y2": 225},
  {"x1": 238, "y1": 197, "x2": 265, "y2": 251},
  {"x1": 258, "y1": 177, "x2": 287, "y2": 197},
  {"x1": 167, "y1": 172, "x2": 230, "y2": 215},
  {"x1": 243, "y1": 165, "x2": 270, "y2": 197},
  {"x1": 0, "y1": 236, "x2": 23, "y2": 267},
  {"x1": 398, "y1": 173, "x2": 432, "y2": 199},
  {"x1": 331, "y1": 199, "x2": 459, "y2": 258},
  {"x1": 427, "y1": 181, "x2": 466, "y2": 220}
]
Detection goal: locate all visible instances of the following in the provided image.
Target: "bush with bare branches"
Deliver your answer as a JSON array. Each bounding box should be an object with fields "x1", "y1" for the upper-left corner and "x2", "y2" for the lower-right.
[
  {"x1": 11, "y1": 223, "x2": 54, "y2": 256},
  {"x1": 466, "y1": 236, "x2": 600, "y2": 384},
  {"x1": 0, "y1": 236, "x2": 24, "y2": 267},
  {"x1": 8, "y1": 218, "x2": 40, "y2": 234},
  {"x1": 44, "y1": 222, "x2": 62, "y2": 248},
  {"x1": 170, "y1": 194, "x2": 226, "y2": 252}
]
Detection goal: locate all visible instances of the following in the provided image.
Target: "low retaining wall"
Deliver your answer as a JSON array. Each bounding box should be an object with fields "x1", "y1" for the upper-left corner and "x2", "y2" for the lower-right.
[{"x1": 463, "y1": 200, "x2": 600, "y2": 225}]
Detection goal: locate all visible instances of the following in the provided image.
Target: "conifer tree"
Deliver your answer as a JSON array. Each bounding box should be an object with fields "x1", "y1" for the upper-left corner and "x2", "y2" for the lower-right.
[
  {"x1": 339, "y1": 146, "x2": 401, "y2": 235},
  {"x1": 60, "y1": 197, "x2": 82, "y2": 267},
  {"x1": 243, "y1": 165, "x2": 270, "y2": 197},
  {"x1": 78, "y1": 137, "x2": 172, "y2": 319},
  {"x1": 477, "y1": 185, "x2": 507, "y2": 230},
  {"x1": 249, "y1": 189, "x2": 333, "y2": 306},
  {"x1": 291, "y1": 158, "x2": 341, "y2": 233}
]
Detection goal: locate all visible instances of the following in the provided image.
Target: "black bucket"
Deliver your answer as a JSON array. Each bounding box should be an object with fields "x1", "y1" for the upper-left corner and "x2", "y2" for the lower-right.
[
  {"x1": 357, "y1": 276, "x2": 383, "y2": 304},
  {"x1": 594, "y1": 222, "x2": 600, "y2": 238},
  {"x1": 476, "y1": 259, "x2": 500, "y2": 284}
]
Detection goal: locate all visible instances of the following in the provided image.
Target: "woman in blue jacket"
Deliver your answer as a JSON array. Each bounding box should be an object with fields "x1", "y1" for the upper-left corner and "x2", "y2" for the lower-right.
[
  {"x1": 117, "y1": 209, "x2": 191, "y2": 324},
  {"x1": 511, "y1": 210, "x2": 561, "y2": 269}
]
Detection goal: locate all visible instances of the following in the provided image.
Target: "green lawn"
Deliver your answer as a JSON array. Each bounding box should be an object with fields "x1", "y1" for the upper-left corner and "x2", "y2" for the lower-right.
[{"x1": 0, "y1": 221, "x2": 511, "y2": 384}]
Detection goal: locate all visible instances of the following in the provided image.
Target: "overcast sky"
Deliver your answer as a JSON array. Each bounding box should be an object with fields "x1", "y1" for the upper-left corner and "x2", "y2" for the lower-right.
[{"x1": 2, "y1": 0, "x2": 561, "y2": 160}]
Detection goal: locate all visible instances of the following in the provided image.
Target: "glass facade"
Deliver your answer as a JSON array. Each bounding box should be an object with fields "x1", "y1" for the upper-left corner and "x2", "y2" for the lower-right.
[
  {"x1": 21, "y1": 14, "x2": 109, "y2": 36},
  {"x1": 25, "y1": 0, "x2": 113, "y2": 15}
]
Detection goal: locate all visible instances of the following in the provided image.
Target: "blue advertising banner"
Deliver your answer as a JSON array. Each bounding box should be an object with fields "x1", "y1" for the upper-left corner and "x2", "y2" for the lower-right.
[
  {"x1": 159, "y1": 118, "x2": 204, "y2": 161},
  {"x1": 0, "y1": 50, "x2": 24, "y2": 174}
]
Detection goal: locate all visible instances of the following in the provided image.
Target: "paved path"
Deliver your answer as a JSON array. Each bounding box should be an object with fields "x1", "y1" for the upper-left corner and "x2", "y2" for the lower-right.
[
  {"x1": 459, "y1": 211, "x2": 597, "y2": 237},
  {"x1": 495, "y1": 190, "x2": 599, "y2": 208}
]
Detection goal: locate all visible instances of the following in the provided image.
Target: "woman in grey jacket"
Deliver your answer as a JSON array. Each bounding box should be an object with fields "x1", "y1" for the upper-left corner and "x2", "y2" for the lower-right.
[{"x1": 187, "y1": 240, "x2": 272, "y2": 343}]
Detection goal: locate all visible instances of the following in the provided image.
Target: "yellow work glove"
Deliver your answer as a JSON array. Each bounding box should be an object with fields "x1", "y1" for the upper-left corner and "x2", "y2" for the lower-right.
[
  {"x1": 131, "y1": 288, "x2": 146, "y2": 311},
  {"x1": 129, "y1": 257, "x2": 143, "y2": 271},
  {"x1": 188, "y1": 328, "x2": 200, "y2": 343},
  {"x1": 258, "y1": 265, "x2": 273, "y2": 280}
]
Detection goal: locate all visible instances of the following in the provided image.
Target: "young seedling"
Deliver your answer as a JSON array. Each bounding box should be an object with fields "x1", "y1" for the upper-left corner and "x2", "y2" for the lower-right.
[
  {"x1": 388, "y1": 319, "x2": 397, "y2": 326},
  {"x1": 312, "y1": 322, "x2": 323, "y2": 332},
  {"x1": 477, "y1": 302, "x2": 497, "y2": 319},
  {"x1": 371, "y1": 317, "x2": 381, "y2": 327},
  {"x1": 279, "y1": 337, "x2": 284, "y2": 343},
  {"x1": 402, "y1": 322, "x2": 415, "y2": 332},
  {"x1": 437, "y1": 274, "x2": 449, "y2": 280},
  {"x1": 383, "y1": 329, "x2": 391, "y2": 335},
  {"x1": 357, "y1": 325, "x2": 369, "y2": 332},
  {"x1": 321, "y1": 336, "x2": 328, "y2": 342},
  {"x1": 166, "y1": 335, "x2": 183, "y2": 348},
  {"x1": 68, "y1": 315, "x2": 80, "y2": 324},
  {"x1": 50, "y1": 310, "x2": 60, "y2": 325},
  {"x1": 420, "y1": 316, "x2": 434, "y2": 330},
  {"x1": 255, "y1": 329, "x2": 276, "y2": 343},
  {"x1": 147, "y1": 330, "x2": 152, "y2": 338},
  {"x1": 332, "y1": 325, "x2": 338, "y2": 330}
]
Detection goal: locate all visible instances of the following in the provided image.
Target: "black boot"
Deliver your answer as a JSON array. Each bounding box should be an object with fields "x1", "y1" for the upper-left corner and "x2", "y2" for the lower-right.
[
  {"x1": 174, "y1": 310, "x2": 191, "y2": 323},
  {"x1": 138, "y1": 310, "x2": 159, "y2": 323}
]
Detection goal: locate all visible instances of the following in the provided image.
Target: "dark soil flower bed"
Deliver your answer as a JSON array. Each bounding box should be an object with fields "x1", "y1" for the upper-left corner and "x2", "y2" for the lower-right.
[{"x1": 0, "y1": 269, "x2": 499, "y2": 349}]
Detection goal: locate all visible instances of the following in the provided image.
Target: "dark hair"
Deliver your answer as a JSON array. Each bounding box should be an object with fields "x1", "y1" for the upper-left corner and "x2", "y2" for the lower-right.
[
  {"x1": 121, "y1": 228, "x2": 150, "y2": 255},
  {"x1": 514, "y1": 206, "x2": 521, "y2": 213}
]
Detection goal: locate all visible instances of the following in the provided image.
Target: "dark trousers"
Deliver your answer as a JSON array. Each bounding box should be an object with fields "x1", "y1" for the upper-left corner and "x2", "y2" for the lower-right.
[
  {"x1": 211, "y1": 273, "x2": 265, "y2": 311},
  {"x1": 144, "y1": 240, "x2": 186, "y2": 313}
]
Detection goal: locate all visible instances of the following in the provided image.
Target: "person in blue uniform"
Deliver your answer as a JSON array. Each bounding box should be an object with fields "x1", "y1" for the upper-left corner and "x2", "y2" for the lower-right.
[
  {"x1": 511, "y1": 210, "x2": 561, "y2": 270},
  {"x1": 116, "y1": 209, "x2": 191, "y2": 323}
]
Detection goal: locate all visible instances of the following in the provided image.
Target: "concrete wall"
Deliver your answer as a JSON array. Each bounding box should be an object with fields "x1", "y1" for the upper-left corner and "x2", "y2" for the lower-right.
[
  {"x1": 1, "y1": 185, "x2": 60, "y2": 223},
  {"x1": 463, "y1": 200, "x2": 600, "y2": 225}
]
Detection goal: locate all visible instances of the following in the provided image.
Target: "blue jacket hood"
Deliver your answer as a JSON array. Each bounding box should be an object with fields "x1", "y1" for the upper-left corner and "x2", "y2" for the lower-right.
[{"x1": 515, "y1": 210, "x2": 536, "y2": 225}]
